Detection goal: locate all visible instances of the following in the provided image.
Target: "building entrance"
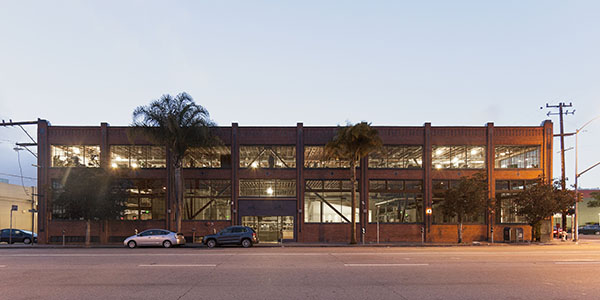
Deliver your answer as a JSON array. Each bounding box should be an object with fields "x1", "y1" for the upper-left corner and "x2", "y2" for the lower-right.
[{"x1": 241, "y1": 216, "x2": 294, "y2": 243}]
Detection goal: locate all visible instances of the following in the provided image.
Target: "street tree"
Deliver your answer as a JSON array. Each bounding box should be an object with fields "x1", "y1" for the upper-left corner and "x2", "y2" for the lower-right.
[
  {"x1": 325, "y1": 122, "x2": 382, "y2": 244},
  {"x1": 52, "y1": 168, "x2": 127, "y2": 246},
  {"x1": 440, "y1": 173, "x2": 488, "y2": 243},
  {"x1": 586, "y1": 192, "x2": 600, "y2": 208},
  {"x1": 132, "y1": 92, "x2": 218, "y2": 233},
  {"x1": 513, "y1": 177, "x2": 574, "y2": 241}
]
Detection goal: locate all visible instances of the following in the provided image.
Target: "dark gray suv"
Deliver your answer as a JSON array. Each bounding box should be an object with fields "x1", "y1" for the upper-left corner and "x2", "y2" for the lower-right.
[{"x1": 203, "y1": 226, "x2": 259, "y2": 248}]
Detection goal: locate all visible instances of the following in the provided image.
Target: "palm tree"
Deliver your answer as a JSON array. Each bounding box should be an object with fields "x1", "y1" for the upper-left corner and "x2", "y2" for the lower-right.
[
  {"x1": 325, "y1": 122, "x2": 382, "y2": 244},
  {"x1": 132, "y1": 92, "x2": 217, "y2": 233}
]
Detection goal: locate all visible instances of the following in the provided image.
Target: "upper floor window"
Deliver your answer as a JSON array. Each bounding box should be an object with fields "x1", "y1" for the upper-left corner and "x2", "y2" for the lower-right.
[
  {"x1": 304, "y1": 146, "x2": 350, "y2": 168},
  {"x1": 432, "y1": 146, "x2": 486, "y2": 169},
  {"x1": 110, "y1": 145, "x2": 166, "y2": 169},
  {"x1": 183, "y1": 146, "x2": 231, "y2": 168},
  {"x1": 51, "y1": 145, "x2": 100, "y2": 168},
  {"x1": 239, "y1": 179, "x2": 296, "y2": 198},
  {"x1": 369, "y1": 146, "x2": 422, "y2": 169},
  {"x1": 495, "y1": 146, "x2": 540, "y2": 169},
  {"x1": 240, "y1": 146, "x2": 296, "y2": 168}
]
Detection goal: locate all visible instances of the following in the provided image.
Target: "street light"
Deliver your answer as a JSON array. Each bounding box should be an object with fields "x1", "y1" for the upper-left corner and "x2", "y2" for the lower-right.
[{"x1": 573, "y1": 115, "x2": 600, "y2": 241}]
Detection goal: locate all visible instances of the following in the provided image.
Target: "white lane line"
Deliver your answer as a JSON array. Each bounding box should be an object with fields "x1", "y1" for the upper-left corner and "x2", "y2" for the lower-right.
[
  {"x1": 138, "y1": 264, "x2": 216, "y2": 267},
  {"x1": 344, "y1": 263, "x2": 429, "y2": 267},
  {"x1": 554, "y1": 262, "x2": 600, "y2": 265},
  {"x1": 0, "y1": 265, "x2": 6, "y2": 267}
]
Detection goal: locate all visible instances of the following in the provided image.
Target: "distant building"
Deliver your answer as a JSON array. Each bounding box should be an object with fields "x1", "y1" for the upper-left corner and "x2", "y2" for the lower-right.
[
  {"x1": 35, "y1": 120, "x2": 554, "y2": 244},
  {"x1": 0, "y1": 182, "x2": 37, "y2": 231}
]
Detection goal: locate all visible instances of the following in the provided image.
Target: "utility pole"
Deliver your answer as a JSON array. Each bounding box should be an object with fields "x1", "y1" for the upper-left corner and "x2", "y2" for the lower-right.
[{"x1": 544, "y1": 102, "x2": 574, "y2": 235}]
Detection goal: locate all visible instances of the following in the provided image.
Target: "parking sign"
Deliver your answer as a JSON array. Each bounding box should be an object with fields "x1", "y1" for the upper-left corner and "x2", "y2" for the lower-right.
[{"x1": 11, "y1": 205, "x2": 18, "y2": 211}]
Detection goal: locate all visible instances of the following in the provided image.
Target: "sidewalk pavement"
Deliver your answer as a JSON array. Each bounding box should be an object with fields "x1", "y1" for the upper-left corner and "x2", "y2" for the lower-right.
[{"x1": 2, "y1": 239, "x2": 596, "y2": 249}]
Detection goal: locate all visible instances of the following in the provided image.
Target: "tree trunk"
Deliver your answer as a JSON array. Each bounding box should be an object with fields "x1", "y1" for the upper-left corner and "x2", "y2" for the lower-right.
[
  {"x1": 85, "y1": 219, "x2": 91, "y2": 247},
  {"x1": 457, "y1": 216, "x2": 463, "y2": 244},
  {"x1": 174, "y1": 165, "x2": 183, "y2": 233},
  {"x1": 350, "y1": 160, "x2": 357, "y2": 244}
]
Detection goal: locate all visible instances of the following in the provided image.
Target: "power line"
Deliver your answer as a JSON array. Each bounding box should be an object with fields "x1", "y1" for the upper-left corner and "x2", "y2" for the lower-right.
[{"x1": 0, "y1": 172, "x2": 36, "y2": 181}]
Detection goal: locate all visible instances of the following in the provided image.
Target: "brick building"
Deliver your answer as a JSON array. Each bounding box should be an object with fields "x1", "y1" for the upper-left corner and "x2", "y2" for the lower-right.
[{"x1": 36, "y1": 120, "x2": 554, "y2": 244}]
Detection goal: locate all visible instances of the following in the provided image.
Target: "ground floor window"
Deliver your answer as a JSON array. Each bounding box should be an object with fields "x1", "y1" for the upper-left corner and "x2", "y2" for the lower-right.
[
  {"x1": 124, "y1": 179, "x2": 166, "y2": 220},
  {"x1": 184, "y1": 180, "x2": 231, "y2": 220},
  {"x1": 304, "y1": 180, "x2": 358, "y2": 223},
  {"x1": 368, "y1": 180, "x2": 423, "y2": 223},
  {"x1": 432, "y1": 180, "x2": 485, "y2": 224},
  {"x1": 496, "y1": 193, "x2": 527, "y2": 224}
]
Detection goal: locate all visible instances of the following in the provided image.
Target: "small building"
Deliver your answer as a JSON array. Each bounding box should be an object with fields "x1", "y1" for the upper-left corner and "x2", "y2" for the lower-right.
[
  {"x1": 0, "y1": 181, "x2": 37, "y2": 231},
  {"x1": 35, "y1": 120, "x2": 554, "y2": 244}
]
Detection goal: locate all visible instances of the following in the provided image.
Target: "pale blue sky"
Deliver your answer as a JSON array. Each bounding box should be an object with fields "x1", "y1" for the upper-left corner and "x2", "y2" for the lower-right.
[{"x1": 1, "y1": 1, "x2": 599, "y2": 188}]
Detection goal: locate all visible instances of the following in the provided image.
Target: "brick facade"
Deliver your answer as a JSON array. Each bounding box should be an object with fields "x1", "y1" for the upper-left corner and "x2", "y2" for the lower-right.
[{"x1": 37, "y1": 120, "x2": 553, "y2": 244}]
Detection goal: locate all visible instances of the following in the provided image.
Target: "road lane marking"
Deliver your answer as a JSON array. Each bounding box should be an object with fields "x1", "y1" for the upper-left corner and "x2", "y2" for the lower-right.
[
  {"x1": 344, "y1": 263, "x2": 429, "y2": 267},
  {"x1": 138, "y1": 264, "x2": 216, "y2": 267},
  {"x1": 0, "y1": 265, "x2": 6, "y2": 267},
  {"x1": 555, "y1": 262, "x2": 600, "y2": 265}
]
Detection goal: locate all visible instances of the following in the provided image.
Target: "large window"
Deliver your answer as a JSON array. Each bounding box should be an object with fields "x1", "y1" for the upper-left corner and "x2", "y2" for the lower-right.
[
  {"x1": 368, "y1": 146, "x2": 423, "y2": 169},
  {"x1": 304, "y1": 146, "x2": 350, "y2": 168},
  {"x1": 124, "y1": 180, "x2": 166, "y2": 220},
  {"x1": 51, "y1": 145, "x2": 100, "y2": 167},
  {"x1": 183, "y1": 146, "x2": 231, "y2": 168},
  {"x1": 495, "y1": 146, "x2": 540, "y2": 169},
  {"x1": 240, "y1": 146, "x2": 296, "y2": 168},
  {"x1": 368, "y1": 180, "x2": 423, "y2": 223},
  {"x1": 304, "y1": 180, "x2": 358, "y2": 223},
  {"x1": 184, "y1": 180, "x2": 231, "y2": 220},
  {"x1": 432, "y1": 180, "x2": 485, "y2": 224},
  {"x1": 432, "y1": 146, "x2": 486, "y2": 169},
  {"x1": 495, "y1": 180, "x2": 536, "y2": 224},
  {"x1": 239, "y1": 179, "x2": 296, "y2": 198},
  {"x1": 110, "y1": 145, "x2": 166, "y2": 169}
]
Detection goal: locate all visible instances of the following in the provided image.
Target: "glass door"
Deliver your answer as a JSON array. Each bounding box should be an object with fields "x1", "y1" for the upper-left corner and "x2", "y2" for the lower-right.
[{"x1": 242, "y1": 216, "x2": 294, "y2": 242}]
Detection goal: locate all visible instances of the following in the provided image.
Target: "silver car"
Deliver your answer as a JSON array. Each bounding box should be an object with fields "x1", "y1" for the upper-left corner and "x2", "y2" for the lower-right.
[{"x1": 123, "y1": 229, "x2": 186, "y2": 248}]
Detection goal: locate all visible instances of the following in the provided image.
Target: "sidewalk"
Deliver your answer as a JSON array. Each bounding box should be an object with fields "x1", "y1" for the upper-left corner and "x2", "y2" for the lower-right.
[{"x1": 2, "y1": 239, "x2": 588, "y2": 249}]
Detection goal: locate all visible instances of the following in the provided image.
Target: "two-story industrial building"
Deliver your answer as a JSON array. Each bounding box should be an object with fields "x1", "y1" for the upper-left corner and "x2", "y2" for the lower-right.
[{"x1": 36, "y1": 120, "x2": 553, "y2": 244}]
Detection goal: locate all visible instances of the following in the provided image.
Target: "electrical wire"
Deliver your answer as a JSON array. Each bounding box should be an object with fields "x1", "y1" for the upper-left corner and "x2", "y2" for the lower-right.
[{"x1": 15, "y1": 148, "x2": 31, "y2": 196}]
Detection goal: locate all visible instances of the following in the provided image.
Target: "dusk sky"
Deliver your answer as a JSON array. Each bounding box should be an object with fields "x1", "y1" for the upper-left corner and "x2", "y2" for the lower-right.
[{"x1": 1, "y1": 1, "x2": 599, "y2": 188}]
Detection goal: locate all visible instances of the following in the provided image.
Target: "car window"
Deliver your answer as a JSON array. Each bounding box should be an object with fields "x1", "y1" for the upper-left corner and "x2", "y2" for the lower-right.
[
  {"x1": 157, "y1": 230, "x2": 169, "y2": 235},
  {"x1": 220, "y1": 228, "x2": 233, "y2": 234},
  {"x1": 232, "y1": 228, "x2": 244, "y2": 233},
  {"x1": 139, "y1": 230, "x2": 153, "y2": 236}
]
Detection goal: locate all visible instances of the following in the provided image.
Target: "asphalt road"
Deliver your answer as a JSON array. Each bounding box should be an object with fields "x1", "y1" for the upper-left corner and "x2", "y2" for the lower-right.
[{"x1": 1, "y1": 244, "x2": 600, "y2": 300}]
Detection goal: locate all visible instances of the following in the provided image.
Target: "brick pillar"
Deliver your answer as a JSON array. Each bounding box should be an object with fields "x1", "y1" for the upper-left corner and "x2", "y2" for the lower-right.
[
  {"x1": 231, "y1": 123, "x2": 239, "y2": 225},
  {"x1": 486, "y1": 122, "x2": 495, "y2": 241},
  {"x1": 360, "y1": 156, "x2": 368, "y2": 239},
  {"x1": 37, "y1": 119, "x2": 49, "y2": 243},
  {"x1": 543, "y1": 120, "x2": 553, "y2": 182},
  {"x1": 100, "y1": 122, "x2": 109, "y2": 169},
  {"x1": 423, "y1": 123, "x2": 432, "y2": 240},
  {"x1": 296, "y1": 123, "x2": 304, "y2": 240}
]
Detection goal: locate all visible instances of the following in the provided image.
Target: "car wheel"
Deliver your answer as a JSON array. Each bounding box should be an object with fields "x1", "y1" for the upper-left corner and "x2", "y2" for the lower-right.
[
  {"x1": 163, "y1": 240, "x2": 172, "y2": 248},
  {"x1": 127, "y1": 241, "x2": 137, "y2": 249},
  {"x1": 206, "y1": 239, "x2": 217, "y2": 248},
  {"x1": 23, "y1": 238, "x2": 32, "y2": 244},
  {"x1": 241, "y1": 239, "x2": 252, "y2": 248}
]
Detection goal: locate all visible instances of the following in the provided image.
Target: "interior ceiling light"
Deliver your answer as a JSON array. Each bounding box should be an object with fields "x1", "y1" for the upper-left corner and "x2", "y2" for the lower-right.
[
  {"x1": 266, "y1": 187, "x2": 274, "y2": 195},
  {"x1": 251, "y1": 161, "x2": 259, "y2": 168},
  {"x1": 435, "y1": 149, "x2": 443, "y2": 155},
  {"x1": 111, "y1": 163, "x2": 117, "y2": 168}
]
